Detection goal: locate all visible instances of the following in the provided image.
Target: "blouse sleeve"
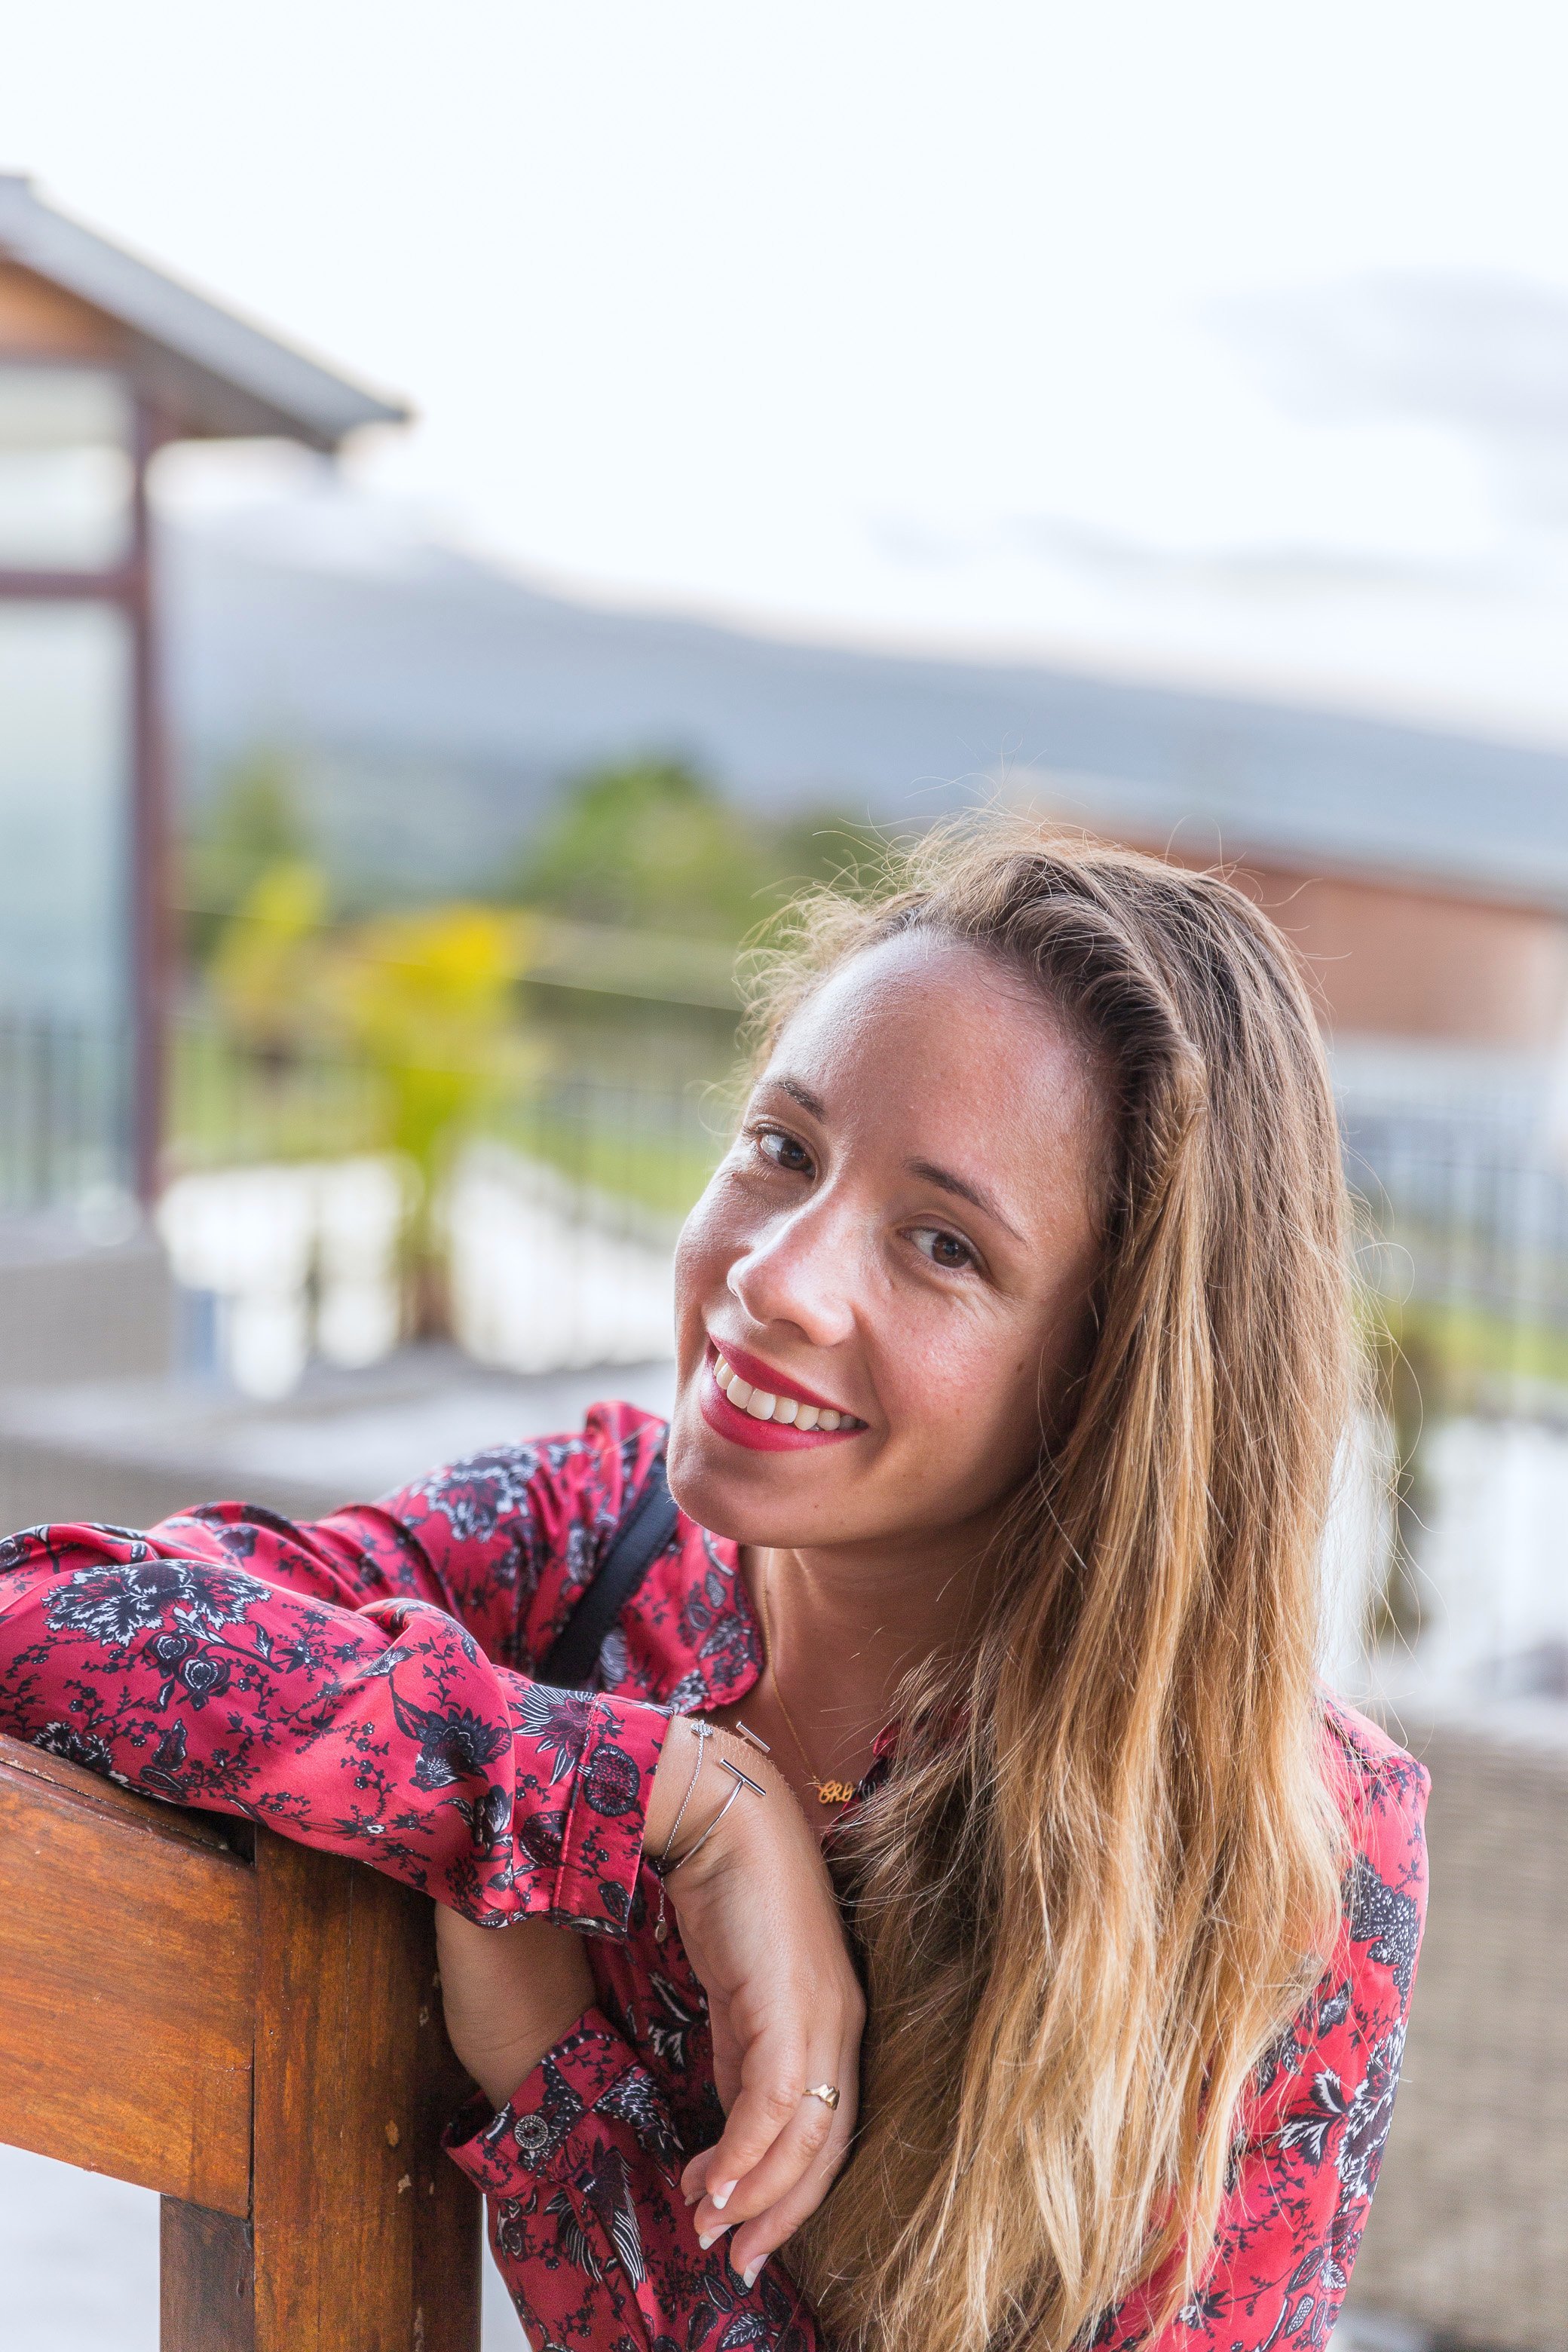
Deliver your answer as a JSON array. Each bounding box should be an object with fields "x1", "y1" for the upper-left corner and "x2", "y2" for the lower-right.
[
  {"x1": 0, "y1": 1419, "x2": 675, "y2": 1931},
  {"x1": 446, "y1": 2011, "x2": 828, "y2": 2352},
  {"x1": 1095, "y1": 1733, "x2": 1431, "y2": 2352}
]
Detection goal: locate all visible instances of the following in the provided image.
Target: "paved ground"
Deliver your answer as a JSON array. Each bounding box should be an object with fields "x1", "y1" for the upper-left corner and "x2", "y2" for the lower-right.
[{"x1": 0, "y1": 2143, "x2": 520, "y2": 2348}]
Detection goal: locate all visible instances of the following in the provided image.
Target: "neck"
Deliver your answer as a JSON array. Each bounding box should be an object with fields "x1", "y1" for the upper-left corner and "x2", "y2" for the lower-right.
[{"x1": 744, "y1": 1514, "x2": 1003, "y2": 1772}]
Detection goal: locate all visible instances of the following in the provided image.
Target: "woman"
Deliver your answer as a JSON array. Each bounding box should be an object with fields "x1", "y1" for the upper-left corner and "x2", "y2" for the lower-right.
[{"x1": 0, "y1": 825, "x2": 1426, "y2": 2352}]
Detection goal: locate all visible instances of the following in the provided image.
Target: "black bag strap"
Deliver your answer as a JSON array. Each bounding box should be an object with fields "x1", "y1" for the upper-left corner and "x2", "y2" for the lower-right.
[{"x1": 537, "y1": 1453, "x2": 680, "y2": 1689}]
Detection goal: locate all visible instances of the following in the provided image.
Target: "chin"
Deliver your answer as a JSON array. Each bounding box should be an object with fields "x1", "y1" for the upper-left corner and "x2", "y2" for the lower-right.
[
  {"x1": 663, "y1": 1399, "x2": 835, "y2": 1548},
  {"x1": 663, "y1": 1402, "x2": 756, "y2": 1541}
]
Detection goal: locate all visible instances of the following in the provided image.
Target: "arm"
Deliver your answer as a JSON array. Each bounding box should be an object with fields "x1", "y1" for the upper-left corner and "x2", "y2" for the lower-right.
[
  {"x1": 436, "y1": 1720, "x2": 864, "y2": 2314},
  {"x1": 0, "y1": 1515, "x2": 668, "y2": 1929},
  {"x1": 448, "y1": 2010, "x2": 829, "y2": 2352},
  {"x1": 1099, "y1": 1744, "x2": 1431, "y2": 2352},
  {"x1": 0, "y1": 1502, "x2": 865, "y2": 2263},
  {"x1": 440, "y1": 1945, "x2": 833, "y2": 2352}
]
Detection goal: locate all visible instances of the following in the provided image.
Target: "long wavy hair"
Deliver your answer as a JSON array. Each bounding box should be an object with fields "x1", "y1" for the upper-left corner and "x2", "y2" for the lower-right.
[{"x1": 744, "y1": 822, "x2": 1352, "y2": 2352}]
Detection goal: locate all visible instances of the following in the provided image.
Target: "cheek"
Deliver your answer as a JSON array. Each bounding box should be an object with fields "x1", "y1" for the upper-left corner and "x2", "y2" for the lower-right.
[
  {"x1": 672, "y1": 1181, "x2": 738, "y2": 1342},
  {"x1": 886, "y1": 1315, "x2": 1044, "y2": 1468}
]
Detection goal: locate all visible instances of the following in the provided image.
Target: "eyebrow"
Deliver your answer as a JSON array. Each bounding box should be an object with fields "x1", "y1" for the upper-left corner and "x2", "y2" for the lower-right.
[
  {"x1": 906, "y1": 1157, "x2": 1025, "y2": 1242},
  {"x1": 775, "y1": 1076, "x2": 827, "y2": 1118}
]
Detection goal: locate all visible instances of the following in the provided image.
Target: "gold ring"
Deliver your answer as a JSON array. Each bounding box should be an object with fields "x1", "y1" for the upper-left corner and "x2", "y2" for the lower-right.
[{"x1": 805, "y1": 2083, "x2": 841, "y2": 2111}]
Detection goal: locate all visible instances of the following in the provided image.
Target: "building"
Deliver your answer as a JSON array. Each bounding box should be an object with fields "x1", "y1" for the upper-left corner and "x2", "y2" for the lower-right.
[{"x1": 0, "y1": 174, "x2": 406, "y2": 1205}]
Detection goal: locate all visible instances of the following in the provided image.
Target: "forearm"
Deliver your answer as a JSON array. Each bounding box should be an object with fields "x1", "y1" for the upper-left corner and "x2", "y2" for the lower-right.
[{"x1": 0, "y1": 1525, "x2": 668, "y2": 1928}]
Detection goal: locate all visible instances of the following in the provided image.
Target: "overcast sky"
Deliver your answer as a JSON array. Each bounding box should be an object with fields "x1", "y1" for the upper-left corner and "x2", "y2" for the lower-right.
[{"x1": 8, "y1": 1, "x2": 1568, "y2": 735}]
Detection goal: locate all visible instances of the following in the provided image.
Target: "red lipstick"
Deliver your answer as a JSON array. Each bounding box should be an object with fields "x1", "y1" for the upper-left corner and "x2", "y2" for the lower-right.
[{"x1": 698, "y1": 1340, "x2": 866, "y2": 1453}]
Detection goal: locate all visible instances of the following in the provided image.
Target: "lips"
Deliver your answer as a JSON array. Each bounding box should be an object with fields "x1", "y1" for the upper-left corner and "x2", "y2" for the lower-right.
[{"x1": 699, "y1": 1339, "x2": 866, "y2": 1453}]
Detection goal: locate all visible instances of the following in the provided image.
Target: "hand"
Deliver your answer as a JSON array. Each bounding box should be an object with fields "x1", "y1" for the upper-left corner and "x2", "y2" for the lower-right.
[
  {"x1": 645, "y1": 1720, "x2": 865, "y2": 2286},
  {"x1": 434, "y1": 1906, "x2": 594, "y2": 2111}
]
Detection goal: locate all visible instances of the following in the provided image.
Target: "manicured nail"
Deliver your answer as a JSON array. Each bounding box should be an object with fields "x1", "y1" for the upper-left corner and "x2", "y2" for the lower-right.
[
  {"x1": 684, "y1": 2188, "x2": 700, "y2": 2206},
  {"x1": 711, "y1": 2179, "x2": 736, "y2": 2211},
  {"x1": 743, "y1": 2261, "x2": 762, "y2": 2289},
  {"x1": 698, "y1": 2229, "x2": 719, "y2": 2250}
]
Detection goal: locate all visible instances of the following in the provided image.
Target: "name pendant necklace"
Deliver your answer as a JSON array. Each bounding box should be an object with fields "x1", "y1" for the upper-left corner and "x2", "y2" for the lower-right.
[{"x1": 756, "y1": 1558, "x2": 860, "y2": 1809}]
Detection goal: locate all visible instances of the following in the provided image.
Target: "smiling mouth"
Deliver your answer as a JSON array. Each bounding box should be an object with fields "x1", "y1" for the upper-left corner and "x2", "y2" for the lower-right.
[
  {"x1": 712, "y1": 1350, "x2": 865, "y2": 1432},
  {"x1": 700, "y1": 1338, "x2": 868, "y2": 1447}
]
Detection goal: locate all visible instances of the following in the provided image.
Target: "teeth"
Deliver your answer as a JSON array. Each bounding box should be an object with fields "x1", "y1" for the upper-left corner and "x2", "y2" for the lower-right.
[{"x1": 712, "y1": 1352, "x2": 859, "y2": 1433}]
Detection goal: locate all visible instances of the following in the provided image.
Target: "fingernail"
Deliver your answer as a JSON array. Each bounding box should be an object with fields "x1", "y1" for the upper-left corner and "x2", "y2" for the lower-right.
[
  {"x1": 743, "y1": 2261, "x2": 762, "y2": 2289},
  {"x1": 711, "y1": 2179, "x2": 736, "y2": 2212},
  {"x1": 684, "y1": 2188, "x2": 700, "y2": 2206},
  {"x1": 697, "y1": 2229, "x2": 718, "y2": 2250}
]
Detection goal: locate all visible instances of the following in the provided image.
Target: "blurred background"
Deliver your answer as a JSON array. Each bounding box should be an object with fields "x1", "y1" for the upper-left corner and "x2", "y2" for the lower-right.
[{"x1": 2, "y1": 5, "x2": 1566, "y2": 2347}]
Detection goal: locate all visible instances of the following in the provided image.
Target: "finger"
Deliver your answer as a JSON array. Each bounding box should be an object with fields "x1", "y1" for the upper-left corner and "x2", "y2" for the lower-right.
[
  {"x1": 699, "y1": 2081, "x2": 849, "y2": 2246},
  {"x1": 694, "y1": 2027, "x2": 857, "y2": 2234},
  {"x1": 720, "y1": 2030, "x2": 860, "y2": 2270},
  {"x1": 727, "y1": 2124, "x2": 853, "y2": 2283},
  {"x1": 691, "y1": 2045, "x2": 808, "y2": 2220}
]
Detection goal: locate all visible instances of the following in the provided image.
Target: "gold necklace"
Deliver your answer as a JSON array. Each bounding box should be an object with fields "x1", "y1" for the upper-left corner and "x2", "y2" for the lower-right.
[{"x1": 756, "y1": 1557, "x2": 859, "y2": 1808}]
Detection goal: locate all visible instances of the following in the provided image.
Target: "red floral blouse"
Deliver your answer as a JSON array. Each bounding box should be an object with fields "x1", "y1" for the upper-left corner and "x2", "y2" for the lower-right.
[{"x1": 0, "y1": 1402, "x2": 1429, "y2": 2352}]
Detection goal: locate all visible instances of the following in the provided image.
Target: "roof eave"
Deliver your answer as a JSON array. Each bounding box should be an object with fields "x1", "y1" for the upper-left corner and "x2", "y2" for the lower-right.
[{"x1": 0, "y1": 175, "x2": 409, "y2": 451}]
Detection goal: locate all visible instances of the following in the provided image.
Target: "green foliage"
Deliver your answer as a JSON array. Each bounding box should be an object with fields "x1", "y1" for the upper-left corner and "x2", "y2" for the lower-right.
[
  {"x1": 332, "y1": 905, "x2": 535, "y2": 1185},
  {"x1": 512, "y1": 758, "x2": 761, "y2": 936},
  {"x1": 184, "y1": 754, "x2": 314, "y2": 960},
  {"x1": 208, "y1": 859, "x2": 332, "y2": 1062},
  {"x1": 513, "y1": 756, "x2": 889, "y2": 943},
  {"x1": 329, "y1": 905, "x2": 538, "y2": 1328}
]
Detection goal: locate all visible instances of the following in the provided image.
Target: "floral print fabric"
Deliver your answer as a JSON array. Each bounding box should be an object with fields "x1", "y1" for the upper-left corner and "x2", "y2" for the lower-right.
[{"x1": 0, "y1": 1400, "x2": 1427, "y2": 2351}]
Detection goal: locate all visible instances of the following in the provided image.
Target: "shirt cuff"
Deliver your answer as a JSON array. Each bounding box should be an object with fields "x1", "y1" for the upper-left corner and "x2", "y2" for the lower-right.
[
  {"x1": 445, "y1": 2007, "x2": 685, "y2": 2194},
  {"x1": 544, "y1": 1689, "x2": 669, "y2": 1935},
  {"x1": 498, "y1": 1668, "x2": 671, "y2": 1936}
]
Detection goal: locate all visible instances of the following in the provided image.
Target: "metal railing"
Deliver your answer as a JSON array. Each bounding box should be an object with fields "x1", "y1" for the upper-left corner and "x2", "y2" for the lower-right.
[{"x1": 0, "y1": 1011, "x2": 131, "y2": 1214}]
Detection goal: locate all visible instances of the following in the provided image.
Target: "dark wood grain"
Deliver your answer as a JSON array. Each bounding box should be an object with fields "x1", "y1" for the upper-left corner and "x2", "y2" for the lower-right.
[
  {"x1": 161, "y1": 2200, "x2": 256, "y2": 2352},
  {"x1": 251, "y1": 1829, "x2": 481, "y2": 2352},
  {"x1": 412, "y1": 1938, "x2": 485, "y2": 2352},
  {"x1": 0, "y1": 1732, "x2": 255, "y2": 2213}
]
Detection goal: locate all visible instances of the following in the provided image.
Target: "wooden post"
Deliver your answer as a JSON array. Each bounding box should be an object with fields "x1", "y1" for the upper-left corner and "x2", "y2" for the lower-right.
[{"x1": 246, "y1": 1828, "x2": 482, "y2": 2352}]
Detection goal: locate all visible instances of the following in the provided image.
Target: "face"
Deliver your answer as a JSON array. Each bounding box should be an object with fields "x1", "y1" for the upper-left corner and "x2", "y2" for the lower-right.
[{"x1": 666, "y1": 932, "x2": 1108, "y2": 1559}]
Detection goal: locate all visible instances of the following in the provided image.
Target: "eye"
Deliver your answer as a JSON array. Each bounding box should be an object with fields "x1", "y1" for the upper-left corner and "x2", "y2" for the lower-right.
[
  {"x1": 908, "y1": 1225, "x2": 978, "y2": 1272},
  {"x1": 752, "y1": 1125, "x2": 815, "y2": 1178}
]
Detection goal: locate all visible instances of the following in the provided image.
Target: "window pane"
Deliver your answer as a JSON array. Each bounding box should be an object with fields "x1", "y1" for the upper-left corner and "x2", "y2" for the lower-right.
[
  {"x1": 0, "y1": 602, "x2": 133, "y2": 1202},
  {"x1": 0, "y1": 601, "x2": 130, "y2": 1023},
  {"x1": 0, "y1": 367, "x2": 133, "y2": 571}
]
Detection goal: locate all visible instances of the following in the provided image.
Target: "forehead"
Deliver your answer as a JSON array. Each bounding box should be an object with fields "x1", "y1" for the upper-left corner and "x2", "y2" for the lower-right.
[{"x1": 766, "y1": 933, "x2": 1099, "y2": 1182}]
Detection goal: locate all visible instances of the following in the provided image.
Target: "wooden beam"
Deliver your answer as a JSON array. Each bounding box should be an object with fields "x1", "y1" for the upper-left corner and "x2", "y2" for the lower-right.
[
  {"x1": 0, "y1": 1735, "x2": 481, "y2": 2347},
  {"x1": 0, "y1": 1735, "x2": 255, "y2": 2213}
]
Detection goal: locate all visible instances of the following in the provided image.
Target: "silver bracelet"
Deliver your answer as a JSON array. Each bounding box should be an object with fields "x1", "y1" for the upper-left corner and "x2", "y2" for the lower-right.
[
  {"x1": 663, "y1": 1775, "x2": 744, "y2": 1877},
  {"x1": 651, "y1": 1720, "x2": 709, "y2": 1943},
  {"x1": 657, "y1": 1720, "x2": 710, "y2": 1870},
  {"x1": 651, "y1": 1744, "x2": 764, "y2": 1938}
]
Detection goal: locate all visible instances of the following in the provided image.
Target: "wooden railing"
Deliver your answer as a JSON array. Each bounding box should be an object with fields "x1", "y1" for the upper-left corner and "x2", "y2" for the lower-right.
[{"x1": 0, "y1": 1731, "x2": 482, "y2": 2350}]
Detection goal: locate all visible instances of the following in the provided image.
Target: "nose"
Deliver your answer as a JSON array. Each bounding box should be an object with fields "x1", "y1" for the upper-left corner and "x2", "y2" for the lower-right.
[{"x1": 726, "y1": 1189, "x2": 859, "y2": 1352}]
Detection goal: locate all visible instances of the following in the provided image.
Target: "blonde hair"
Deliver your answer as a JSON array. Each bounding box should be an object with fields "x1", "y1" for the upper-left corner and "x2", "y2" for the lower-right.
[{"x1": 748, "y1": 821, "x2": 1350, "y2": 2352}]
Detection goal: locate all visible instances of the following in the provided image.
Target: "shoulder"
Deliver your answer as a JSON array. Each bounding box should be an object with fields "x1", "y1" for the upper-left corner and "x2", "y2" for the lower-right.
[
  {"x1": 382, "y1": 1403, "x2": 668, "y2": 1547},
  {"x1": 1319, "y1": 1692, "x2": 1430, "y2": 2008},
  {"x1": 1322, "y1": 1692, "x2": 1431, "y2": 1860},
  {"x1": 374, "y1": 1403, "x2": 672, "y2": 1668}
]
